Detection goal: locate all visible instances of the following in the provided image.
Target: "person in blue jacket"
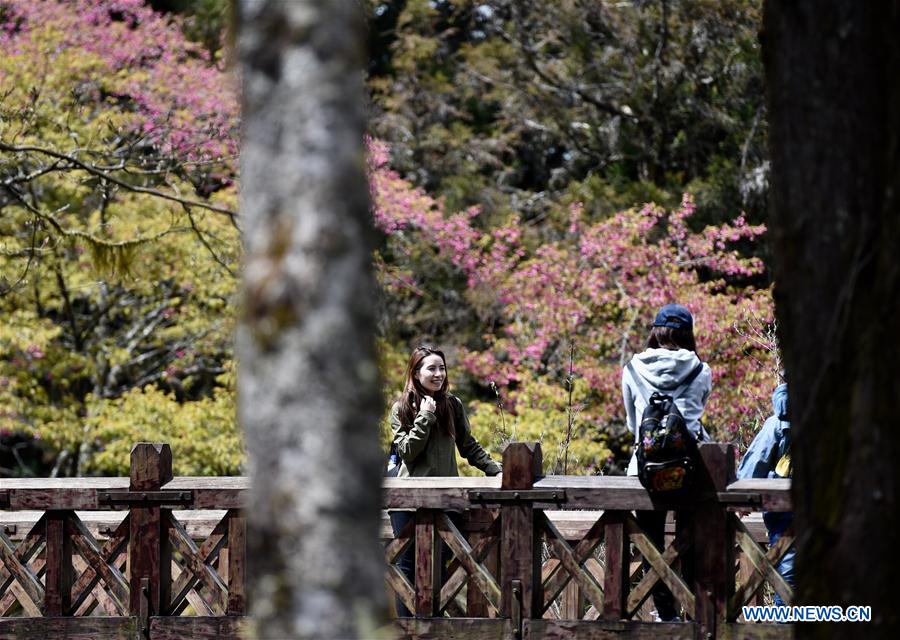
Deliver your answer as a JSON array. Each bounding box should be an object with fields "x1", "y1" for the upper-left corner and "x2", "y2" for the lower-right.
[{"x1": 737, "y1": 383, "x2": 794, "y2": 606}]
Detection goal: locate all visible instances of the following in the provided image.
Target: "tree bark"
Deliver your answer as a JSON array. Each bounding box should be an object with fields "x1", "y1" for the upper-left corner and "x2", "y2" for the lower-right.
[
  {"x1": 236, "y1": 1, "x2": 388, "y2": 637},
  {"x1": 763, "y1": 2, "x2": 900, "y2": 636}
]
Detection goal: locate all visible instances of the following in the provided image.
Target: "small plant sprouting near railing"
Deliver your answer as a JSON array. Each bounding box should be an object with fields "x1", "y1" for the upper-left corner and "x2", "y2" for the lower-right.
[
  {"x1": 561, "y1": 342, "x2": 580, "y2": 475},
  {"x1": 489, "y1": 380, "x2": 515, "y2": 452}
]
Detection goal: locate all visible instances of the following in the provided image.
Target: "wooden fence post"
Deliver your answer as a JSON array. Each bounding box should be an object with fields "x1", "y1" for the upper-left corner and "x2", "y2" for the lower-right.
[
  {"x1": 500, "y1": 442, "x2": 542, "y2": 628},
  {"x1": 43, "y1": 510, "x2": 73, "y2": 616},
  {"x1": 226, "y1": 509, "x2": 246, "y2": 615},
  {"x1": 601, "y1": 511, "x2": 628, "y2": 620},
  {"x1": 691, "y1": 443, "x2": 735, "y2": 639},
  {"x1": 128, "y1": 443, "x2": 173, "y2": 628},
  {"x1": 414, "y1": 509, "x2": 440, "y2": 617},
  {"x1": 465, "y1": 508, "x2": 499, "y2": 618}
]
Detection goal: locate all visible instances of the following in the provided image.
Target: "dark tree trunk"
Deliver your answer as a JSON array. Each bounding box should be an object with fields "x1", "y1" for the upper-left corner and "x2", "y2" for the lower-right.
[
  {"x1": 236, "y1": 1, "x2": 388, "y2": 637},
  {"x1": 763, "y1": 1, "x2": 900, "y2": 636}
]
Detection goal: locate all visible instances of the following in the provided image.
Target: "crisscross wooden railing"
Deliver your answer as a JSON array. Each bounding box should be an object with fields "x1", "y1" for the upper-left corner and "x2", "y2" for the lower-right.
[
  {"x1": 0, "y1": 441, "x2": 792, "y2": 639},
  {"x1": 0, "y1": 443, "x2": 247, "y2": 640},
  {"x1": 383, "y1": 442, "x2": 795, "y2": 640}
]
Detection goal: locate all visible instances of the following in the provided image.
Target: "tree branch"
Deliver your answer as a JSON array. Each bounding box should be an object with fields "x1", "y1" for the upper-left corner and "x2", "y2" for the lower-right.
[{"x1": 0, "y1": 141, "x2": 238, "y2": 221}]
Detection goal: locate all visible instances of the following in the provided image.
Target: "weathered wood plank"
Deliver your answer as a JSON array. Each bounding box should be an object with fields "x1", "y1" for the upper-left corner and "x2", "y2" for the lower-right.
[
  {"x1": 66, "y1": 513, "x2": 128, "y2": 614},
  {"x1": 169, "y1": 560, "x2": 214, "y2": 617},
  {"x1": 626, "y1": 528, "x2": 691, "y2": 617},
  {"x1": 0, "y1": 478, "x2": 130, "y2": 490},
  {"x1": 499, "y1": 443, "x2": 542, "y2": 619},
  {"x1": 600, "y1": 512, "x2": 627, "y2": 621},
  {"x1": 71, "y1": 515, "x2": 129, "y2": 616},
  {"x1": 542, "y1": 516, "x2": 604, "y2": 615},
  {"x1": 502, "y1": 442, "x2": 543, "y2": 490},
  {"x1": 692, "y1": 443, "x2": 736, "y2": 640},
  {"x1": 524, "y1": 619, "x2": 696, "y2": 639},
  {"x1": 74, "y1": 547, "x2": 127, "y2": 616},
  {"x1": 560, "y1": 578, "x2": 582, "y2": 620},
  {"x1": 730, "y1": 523, "x2": 794, "y2": 617},
  {"x1": 725, "y1": 479, "x2": 792, "y2": 511},
  {"x1": 0, "y1": 616, "x2": 137, "y2": 639},
  {"x1": 541, "y1": 512, "x2": 605, "y2": 612},
  {"x1": 179, "y1": 490, "x2": 245, "y2": 510},
  {"x1": 9, "y1": 490, "x2": 109, "y2": 512},
  {"x1": 2, "y1": 579, "x2": 43, "y2": 617},
  {"x1": 5, "y1": 488, "x2": 245, "y2": 511},
  {"x1": 168, "y1": 513, "x2": 227, "y2": 614},
  {"x1": 383, "y1": 509, "x2": 767, "y2": 544},
  {"x1": 415, "y1": 509, "x2": 440, "y2": 617},
  {"x1": 226, "y1": 510, "x2": 245, "y2": 615},
  {"x1": 148, "y1": 615, "x2": 249, "y2": 640},
  {"x1": 162, "y1": 477, "x2": 249, "y2": 490},
  {"x1": 89, "y1": 583, "x2": 122, "y2": 618},
  {"x1": 383, "y1": 477, "x2": 499, "y2": 510},
  {"x1": 385, "y1": 562, "x2": 416, "y2": 616},
  {"x1": 436, "y1": 513, "x2": 501, "y2": 614},
  {"x1": 735, "y1": 528, "x2": 793, "y2": 607},
  {"x1": 0, "y1": 527, "x2": 44, "y2": 614},
  {"x1": 128, "y1": 444, "x2": 172, "y2": 617},
  {"x1": 394, "y1": 617, "x2": 513, "y2": 640},
  {"x1": 734, "y1": 548, "x2": 763, "y2": 616},
  {"x1": 39, "y1": 518, "x2": 69, "y2": 619},
  {"x1": 500, "y1": 503, "x2": 539, "y2": 618},
  {"x1": 440, "y1": 518, "x2": 499, "y2": 614},
  {"x1": 0, "y1": 511, "x2": 232, "y2": 542},
  {"x1": 0, "y1": 514, "x2": 45, "y2": 614},
  {"x1": 626, "y1": 518, "x2": 696, "y2": 620},
  {"x1": 464, "y1": 509, "x2": 499, "y2": 618},
  {"x1": 719, "y1": 622, "x2": 795, "y2": 640},
  {"x1": 1, "y1": 479, "x2": 245, "y2": 512},
  {"x1": 385, "y1": 514, "x2": 414, "y2": 565},
  {"x1": 167, "y1": 513, "x2": 227, "y2": 615}
]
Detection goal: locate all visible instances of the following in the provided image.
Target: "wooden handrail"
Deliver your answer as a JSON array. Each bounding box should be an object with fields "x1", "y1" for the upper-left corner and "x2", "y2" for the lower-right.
[{"x1": 0, "y1": 441, "x2": 793, "y2": 640}]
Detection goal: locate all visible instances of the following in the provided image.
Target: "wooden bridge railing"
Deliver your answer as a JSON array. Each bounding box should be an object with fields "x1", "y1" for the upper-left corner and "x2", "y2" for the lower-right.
[
  {"x1": 0, "y1": 443, "x2": 248, "y2": 640},
  {"x1": 0, "y1": 441, "x2": 792, "y2": 640},
  {"x1": 383, "y1": 442, "x2": 795, "y2": 640}
]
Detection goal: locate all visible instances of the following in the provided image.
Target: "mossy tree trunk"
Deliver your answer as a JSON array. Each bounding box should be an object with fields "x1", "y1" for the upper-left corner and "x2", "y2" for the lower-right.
[
  {"x1": 763, "y1": 2, "x2": 900, "y2": 636},
  {"x1": 236, "y1": 1, "x2": 388, "y2": 637}
]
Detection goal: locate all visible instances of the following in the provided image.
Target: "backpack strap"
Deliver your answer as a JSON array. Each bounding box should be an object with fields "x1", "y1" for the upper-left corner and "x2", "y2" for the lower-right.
[{"x1": 675, "y1": 362, "x2": 705, "y2": 397}]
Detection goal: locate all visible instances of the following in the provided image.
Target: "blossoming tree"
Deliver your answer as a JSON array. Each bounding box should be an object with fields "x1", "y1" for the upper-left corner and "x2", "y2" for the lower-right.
[{"x1": 370, "y1": 138, "x2": 778, "y2": 473}]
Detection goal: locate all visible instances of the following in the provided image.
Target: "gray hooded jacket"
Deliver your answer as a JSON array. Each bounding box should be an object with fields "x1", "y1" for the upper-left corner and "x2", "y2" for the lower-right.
[{"x1": 622, "y1": 347, "x2": 712, "y2": 475}]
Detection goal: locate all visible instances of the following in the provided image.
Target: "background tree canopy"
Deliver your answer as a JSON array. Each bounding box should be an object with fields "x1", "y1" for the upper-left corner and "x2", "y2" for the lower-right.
[
  {"x1": 0, "y1": 0, "x2": 775, "y2": 477},
  {"x1": 0, "y1": 0, "x2": 240, "y2": 476},
  {"x1": 366, "y1": 0, "x2": 776, "y2": 473}
]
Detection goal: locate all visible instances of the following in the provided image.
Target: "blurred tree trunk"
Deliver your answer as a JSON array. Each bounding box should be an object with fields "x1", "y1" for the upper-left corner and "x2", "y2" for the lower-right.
[
  {"x1": 763, "y1": 2, "x2": 900, "y2": 636},
  {"x1": 236, "y1": 2, "x2": 388, "y2": 638}
]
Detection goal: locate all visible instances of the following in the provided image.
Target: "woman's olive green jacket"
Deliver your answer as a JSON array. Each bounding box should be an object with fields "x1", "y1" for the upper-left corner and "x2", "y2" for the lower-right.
[{"x1": 390, "y1": 394, "x2": 501, "y2": 477}]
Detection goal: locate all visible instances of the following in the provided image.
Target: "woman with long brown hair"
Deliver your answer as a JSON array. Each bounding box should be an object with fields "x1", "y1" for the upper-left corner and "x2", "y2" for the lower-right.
[
  {"x1": 389, "y1": 345, "x2": 500, "y2": 616},
  {"x1": 391, "y1": 345, "x2": 501, "y2": 478}
]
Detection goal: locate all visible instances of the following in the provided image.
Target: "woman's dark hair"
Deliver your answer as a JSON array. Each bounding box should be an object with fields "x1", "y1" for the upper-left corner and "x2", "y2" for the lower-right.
[
  {"x1": 647, "y1": 325, "x2": 698, "y2": 355},
  {"x1": 398, "y1": 345, "x2": 456, "y2": 439}
]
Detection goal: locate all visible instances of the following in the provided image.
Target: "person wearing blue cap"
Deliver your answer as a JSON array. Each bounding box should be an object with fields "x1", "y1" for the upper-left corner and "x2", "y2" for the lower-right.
[{"x1": 622, "y1": 303, "x2": 712, "y2": 621}]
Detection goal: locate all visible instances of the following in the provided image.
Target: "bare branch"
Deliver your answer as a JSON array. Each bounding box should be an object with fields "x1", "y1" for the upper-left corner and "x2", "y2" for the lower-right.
[{"x1": 0, "y1": 141, "x2": 238, "y2": 220}]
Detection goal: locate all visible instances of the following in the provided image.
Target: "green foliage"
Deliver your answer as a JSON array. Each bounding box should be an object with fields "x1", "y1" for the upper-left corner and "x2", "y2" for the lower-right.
[
  {"x1": 84, "y1": 383, "x2": 241, "y2": 476},
  {"x1": 465, "y1": 373, "x2": 612, "y2": 477},
  {"x1": 368, "y1": 0, "x2": 768, "y2": 226},
  {"x1": 0, "y1": 0, "x2": 239, "y2": 476}
]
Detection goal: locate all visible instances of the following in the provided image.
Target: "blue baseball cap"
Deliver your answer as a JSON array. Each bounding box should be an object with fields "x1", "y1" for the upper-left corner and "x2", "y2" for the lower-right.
[{"x1": 653, "y1": 304, "x2": 693, "y2": 330}]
